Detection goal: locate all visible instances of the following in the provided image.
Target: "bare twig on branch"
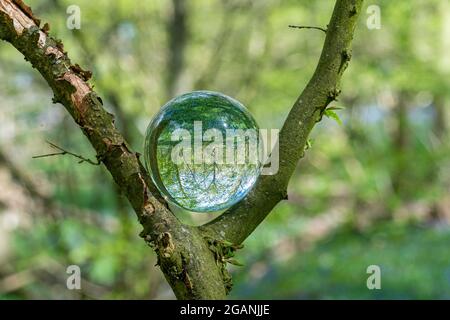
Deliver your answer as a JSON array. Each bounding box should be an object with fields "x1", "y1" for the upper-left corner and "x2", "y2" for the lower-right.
[
  {"x1": 32, "y1": 141, "x2": 101, "y2": 165},
  {"x1": 0, "y1": 147, "x2": 117, "y2": 227},
  {"x1": 288, "y1": 24, "x2": 328, "y2": 33}
]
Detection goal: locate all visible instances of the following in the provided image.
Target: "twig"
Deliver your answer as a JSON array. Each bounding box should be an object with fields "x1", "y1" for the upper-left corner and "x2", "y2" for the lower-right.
[
  {"x1": 32, "y1": 141, "x2": 101, "y2": 165},
  {"x1": 288, "y1": 25, "x2": 327, "y2": 33}
]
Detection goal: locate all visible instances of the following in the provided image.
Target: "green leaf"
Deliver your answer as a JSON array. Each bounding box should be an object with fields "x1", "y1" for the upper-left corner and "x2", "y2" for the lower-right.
[
  {"x1": 305, "y1": 138, "x2": 313, "y2": 150},
  {"x1": 226, "y1": 258, "x2": 244, "y2": 266},
  {"x1": 326, "y1": 105, "x2": 345, "y2": 111},
  {"x1": 324, "y1": 109, "x2": 343, "y2": 125}
]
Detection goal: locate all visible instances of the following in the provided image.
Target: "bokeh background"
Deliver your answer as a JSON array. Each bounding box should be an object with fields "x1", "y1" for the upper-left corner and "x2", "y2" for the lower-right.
[{"x1": 0, "y1": 0, "x2": 449, "y2": 299}]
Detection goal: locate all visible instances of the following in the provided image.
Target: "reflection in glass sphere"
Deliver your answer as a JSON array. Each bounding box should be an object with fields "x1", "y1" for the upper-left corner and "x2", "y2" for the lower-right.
[{"x1": 144, "y1": 91, "x2": 261, "y2": 212}]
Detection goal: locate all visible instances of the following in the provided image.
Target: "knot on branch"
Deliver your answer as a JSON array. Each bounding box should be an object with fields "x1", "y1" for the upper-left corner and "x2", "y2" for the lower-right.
[
  {"x1": 328, "y1": 87, "x2": 342, "y2": 102},
  {"x1": 143, "y1": 231, "x2": 194, "y2": 296},
  {"x1": 350, "y1": 5, "x2": 358, "y2": 16},
  {"x1": 143, "y1": 231, "x2": 177, "y2": 264},
  {"x1": 339, "y1": 49, "x2": 352, "y2": 74},
  {"x1": 141, "y1": 231, "x2": 176, "y2": 262},
  {"x1": 41, "y1": 22, "x2": 50, "y2": 34},
  {"x1": 158, "y1": 232, "x2": 175, "y2": 258},
  {"x1": 206, "y1": 237, "x2": 244, "y2": 294}
]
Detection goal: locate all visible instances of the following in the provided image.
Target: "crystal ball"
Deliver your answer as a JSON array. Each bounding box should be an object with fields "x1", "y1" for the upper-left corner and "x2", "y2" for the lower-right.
[{"x1": 144, "y1": 91, "x2": 261, "y2": 212}]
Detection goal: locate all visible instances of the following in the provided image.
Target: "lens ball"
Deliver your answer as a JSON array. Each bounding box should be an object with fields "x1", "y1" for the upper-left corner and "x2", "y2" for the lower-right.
[{"x1": 144, "y1": 91, "x2": 261, "y2": 212}]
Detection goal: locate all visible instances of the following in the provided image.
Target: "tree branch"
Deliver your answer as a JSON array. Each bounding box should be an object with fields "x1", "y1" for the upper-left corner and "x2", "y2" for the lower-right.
[
  {"x1": 202, "y1": 0, "x2": 363, "y2": 244},
  {"x1": 0, "y1": 0, "x2": 227, "y2": 299},
  {"x1": 0, "y1": 0, "x2": 364, "y2": 299}
]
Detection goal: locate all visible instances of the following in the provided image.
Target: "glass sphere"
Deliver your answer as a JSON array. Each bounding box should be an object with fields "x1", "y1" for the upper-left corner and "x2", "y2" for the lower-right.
[{"x1": 144, "y1": 91, "x2": 261, "y2": 212}]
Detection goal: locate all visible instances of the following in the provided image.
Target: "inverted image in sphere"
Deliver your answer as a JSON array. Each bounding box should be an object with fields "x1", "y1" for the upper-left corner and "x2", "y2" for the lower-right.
[{"x1": 144, "y1": 91, "x2": 261, "y2": 212}]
